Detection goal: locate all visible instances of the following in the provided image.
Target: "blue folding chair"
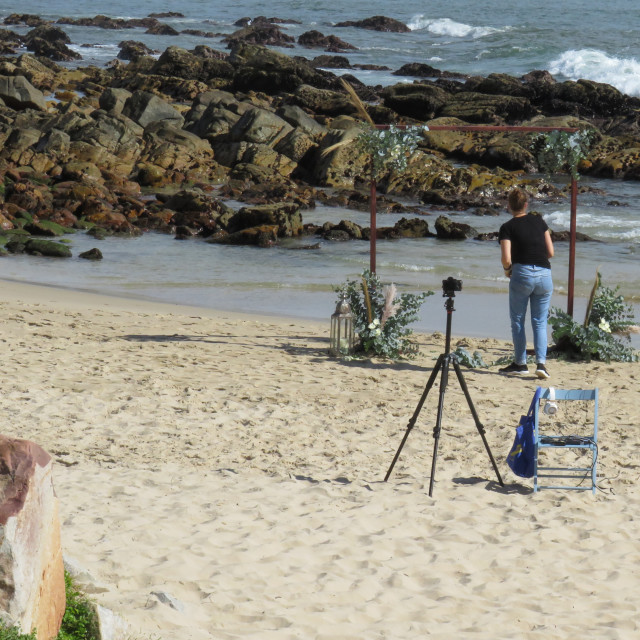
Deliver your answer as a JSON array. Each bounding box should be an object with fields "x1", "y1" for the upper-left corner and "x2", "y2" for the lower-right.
[{"x1": 533, "y1": 388, "x2": 599, "y2": 494}]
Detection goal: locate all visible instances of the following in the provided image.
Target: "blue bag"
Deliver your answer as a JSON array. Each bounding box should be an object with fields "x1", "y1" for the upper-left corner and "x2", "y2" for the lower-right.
[{"x1": 507, "y1": 386, "x2": 542, "y2": 478}]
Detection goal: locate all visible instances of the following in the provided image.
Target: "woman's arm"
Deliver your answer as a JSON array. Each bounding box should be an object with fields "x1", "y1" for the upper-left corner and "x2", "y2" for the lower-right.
[
  {"x1": 500, "y1": 239, "x2": 512, "y2": 276},
  {"x1": 500, "y1": 239, "x2": 512, "y2": 269},
  {"x1": 544, "y1": 230, "x2": 554, "y2": 258}
]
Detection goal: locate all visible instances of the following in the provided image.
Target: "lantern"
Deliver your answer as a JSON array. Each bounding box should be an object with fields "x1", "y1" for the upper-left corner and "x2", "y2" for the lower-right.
[{"x1": 330, "y1": 293, "x2": 355, "y2": 356}]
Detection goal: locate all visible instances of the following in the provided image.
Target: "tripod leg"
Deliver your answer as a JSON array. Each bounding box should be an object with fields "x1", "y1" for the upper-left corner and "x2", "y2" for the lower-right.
[
  {"x1": 384, "y1": 355, "x2": 443, "y2": 482},
  {"x1": 451, "y1": 358, "x2": 504, "y2": 487},
  {"x1": 428, "y1": 355, "x2": 450, "y2": 497}
]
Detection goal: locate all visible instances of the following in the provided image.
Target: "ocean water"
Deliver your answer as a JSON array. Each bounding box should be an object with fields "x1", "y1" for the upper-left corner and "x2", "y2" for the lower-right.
[
  {"x1": 1, "y1": 1, "x2": 639, "y2": 338},
  {"x1": 4, "y1": 0, "x2": 640, "y2": 94}
]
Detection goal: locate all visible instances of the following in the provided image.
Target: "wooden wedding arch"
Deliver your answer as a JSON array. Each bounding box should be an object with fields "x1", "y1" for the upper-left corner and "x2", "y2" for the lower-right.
[{"x1": 367, "y1": 124, "x2": 580, "y2": 316}]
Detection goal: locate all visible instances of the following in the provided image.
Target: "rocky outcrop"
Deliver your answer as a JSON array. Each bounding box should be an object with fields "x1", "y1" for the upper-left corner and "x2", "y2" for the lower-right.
[
  {"x1": 334, "y1": 16, "x2": 410, "y2": 32},
  {"x1": 23, "y1": 25, "x2": 80, "y2": 61},
  {"x1": 298, "y1": 31, "x2": 356, "y2": 52},
  {"x1": 0, "y1": 75, "x2": 47, "y2": 110},
  {"x1": 435, "y1": 215, "x2": 478, "y2": 239},
  {"x1": 2, "y1": 24, "x2": 640, "y2": 255},
  {"x1": 0, "y1": 435, "x2": 66, "y2": 640},
  {"x1": 226, "y1": 202, "x2": 303, "y2": 237},
  {"x1": 121, "y1": 91, "x2": 185, "y2": 128},
  {"x1": 117, "y1": 40, "x2": 157, "y2": 61},
  {"x1": 223, "y1": 23, "x2": 295, "y2": 48}
]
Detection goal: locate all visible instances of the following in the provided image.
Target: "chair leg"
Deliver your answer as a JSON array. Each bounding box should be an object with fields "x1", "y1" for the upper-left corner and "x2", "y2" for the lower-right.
[{"x1": 592, "y1": 448, "x2": 597, "y2": 495}]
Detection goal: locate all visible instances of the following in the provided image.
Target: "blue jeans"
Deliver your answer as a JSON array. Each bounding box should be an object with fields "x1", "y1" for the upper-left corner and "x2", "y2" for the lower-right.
[{"x1": 509, "y1": 265, "x2": 553, "y2": 364}]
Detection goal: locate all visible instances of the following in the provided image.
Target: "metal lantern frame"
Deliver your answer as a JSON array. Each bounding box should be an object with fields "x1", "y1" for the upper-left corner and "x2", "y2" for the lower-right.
[{"x1": 330, "y1": 293, "x2": 355, "y2": 357}]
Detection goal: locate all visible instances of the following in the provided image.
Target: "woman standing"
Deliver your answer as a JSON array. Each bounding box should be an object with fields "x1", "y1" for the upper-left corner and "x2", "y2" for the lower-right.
[{"x1": 498, "y1": 188, "x2": 554, "y2": 379}]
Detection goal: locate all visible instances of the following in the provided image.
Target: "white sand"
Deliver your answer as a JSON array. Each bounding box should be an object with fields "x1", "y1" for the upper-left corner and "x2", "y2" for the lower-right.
[{"x1": 1, "y1": 280, "x2": 638, "y2": 639}]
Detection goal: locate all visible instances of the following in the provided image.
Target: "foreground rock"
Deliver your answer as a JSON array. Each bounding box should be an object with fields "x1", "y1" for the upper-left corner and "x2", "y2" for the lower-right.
[{"x1": 0, "y1": 435, "x2": 65, "y2": 640}]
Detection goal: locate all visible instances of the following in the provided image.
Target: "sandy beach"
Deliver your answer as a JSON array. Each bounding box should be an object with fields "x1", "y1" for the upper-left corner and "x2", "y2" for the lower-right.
[{"x1": 1, "y1": 279, "x2": 638, "y2": 639}]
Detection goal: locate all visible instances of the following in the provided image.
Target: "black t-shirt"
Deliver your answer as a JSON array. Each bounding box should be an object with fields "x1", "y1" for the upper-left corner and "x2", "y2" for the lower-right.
[{"x1": 498, "y1": 214, "x2": 551, "y2": 269}]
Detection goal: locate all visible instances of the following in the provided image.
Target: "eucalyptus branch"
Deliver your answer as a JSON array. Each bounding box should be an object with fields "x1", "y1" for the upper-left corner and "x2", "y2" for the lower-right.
[{"x1": 531, "y1": 129, "x2": 596, "y2": 180}]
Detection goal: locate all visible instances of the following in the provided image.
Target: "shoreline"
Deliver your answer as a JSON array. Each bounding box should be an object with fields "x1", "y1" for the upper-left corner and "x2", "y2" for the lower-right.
[
  {"x1": 1, "y1": 276, "x2": 639, "y2": 639},
  {"x1": 3, "y1": 277, "x2": 638, "y2": 349}
]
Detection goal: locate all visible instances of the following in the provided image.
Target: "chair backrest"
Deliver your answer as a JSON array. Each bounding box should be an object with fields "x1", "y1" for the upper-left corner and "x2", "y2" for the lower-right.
[
  {"x1": 535, "y1": 387, "x2": 599, "y2": 440},
  {"x1": 539, "y1": 388, "x2": 597, "y2": 402}
]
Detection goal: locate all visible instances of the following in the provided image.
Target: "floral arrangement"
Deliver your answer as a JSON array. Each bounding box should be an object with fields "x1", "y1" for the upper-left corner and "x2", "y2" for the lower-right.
[
  {"x1": 549, "y1": 277, "x2": 638, "y2": 362},
  {"x1": 532, "y1": 129, "x2": 596, "y2": 180},
  {"x1": 354, "y1": 124, "x2": 429, "y2": 179},
  {"x1": 336, "y1": 270, "x2": 432, "y2": 359}
]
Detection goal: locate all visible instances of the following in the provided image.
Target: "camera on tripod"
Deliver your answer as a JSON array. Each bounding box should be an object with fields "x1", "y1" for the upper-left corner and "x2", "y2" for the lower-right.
[{"x1": 442, "y1": 277, "x2": 462, "y2": 297}]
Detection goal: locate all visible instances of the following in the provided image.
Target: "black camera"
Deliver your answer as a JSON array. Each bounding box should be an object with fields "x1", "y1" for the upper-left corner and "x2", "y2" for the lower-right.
[{"x1": 442, "y1": 277, "x2": 462, "y2": 297}]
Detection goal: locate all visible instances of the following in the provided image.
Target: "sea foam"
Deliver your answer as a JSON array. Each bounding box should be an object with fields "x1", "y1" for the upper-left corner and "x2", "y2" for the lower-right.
[
  {"x1": 549, "y1": 49, "x2": 640, "y2": 97},
  {"x1": 408, "y1": 16, "x2": 503, "y2": 39}
]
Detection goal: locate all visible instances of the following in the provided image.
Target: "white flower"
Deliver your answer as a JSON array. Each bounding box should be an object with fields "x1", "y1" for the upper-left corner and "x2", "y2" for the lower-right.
[
  {"x1": 368, "y1": 318, "x2": 380, "y2": 330},
  {"x1": 375, "y1": 328, "x2": 382, "y2": 336},
  {"x1": 599, "y1": 319, "x2": 611, "y2": 333}
]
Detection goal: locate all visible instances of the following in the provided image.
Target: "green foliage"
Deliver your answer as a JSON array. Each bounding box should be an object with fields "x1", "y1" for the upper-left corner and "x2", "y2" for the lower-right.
[
  {"x1": 57, "y1": 572, "x2": 99, "y2": 640},
  {"x1": 453, "y1": 346, "x2": 487, "y2": 368},
  {"x1": 532, "y1": 129, "x2": 595, "y2": 180},
  {"x1": 0, "y1": 622, "x2": 36, "y2": 640},
  {"x1": 588, "y1": 283, "x2": 637, "y2": 334},
  {"x1": 355, "y1": 124, "x2": 428, "y2": 179},
  {"x1": 337, "y1": 270, "x2": 432, "y2": 359},
  {"x1": 549, "y1": 281, "x2": 638, "y2": 362},
  {"x1": 0, "y1": 572, "x2": 99, "y2": 640}
]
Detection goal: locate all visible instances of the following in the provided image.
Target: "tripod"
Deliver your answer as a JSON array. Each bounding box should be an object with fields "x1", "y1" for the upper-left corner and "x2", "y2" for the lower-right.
[{"x1": 384, "y1": 287, "x2": 504, "y2": 497}]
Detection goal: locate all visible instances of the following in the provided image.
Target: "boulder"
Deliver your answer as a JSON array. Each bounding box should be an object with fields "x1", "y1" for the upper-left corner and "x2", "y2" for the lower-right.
[
  {"x1": 439, "y1": 92, "x2": 535, "y2": 124},
  {"x1": 223, "y1": 23, "x2": 295, "y2": 48},
  {"x1": 227, "y1": 202, "x2": 302, "y2": 237},
  {"x1": 382, "y1": 83, "x2": 450, "y2": 120},
  {"x1": 117, "y1": 40, "x2": 156, "y2": 61},
  {"x1": 391, "y1": 217, "x2": 434, "y2": 238},
  {"x1": 0, "y1": 435, "x2": 66, "y2": 639},
  {"x1": 186, "y1": 102, "x2": 241, "y2": 142},
  {"x1": 121, "y1": 91, "x2": 185, "y2": 128},
  {"x1": 3, "y1": 14, "x2": 48, "y2": 27},
  {"x1": 298, "y1": 30, "x2": 356, "y2": 51},
  {"x1": 98, "y1": 88, "x2": 133, "y2": 115},
  {"x1": 151, "y1": 46, "x2": 204, "y2": 80},
  {"x1": 274, "y1": 129, "x2": 318, "y2": 163},
  {"x1": 392, "y1": 63, "x2": 466, "y2": 79},
  {"x1": 334, "y1": 16, "x2": 410, "y2": 32},
  {"x1": 275, "y1": 104, "x2": 326, "y2": 136},
  {"x1": 435, "y1": 215, "x2": 478, "y2": 239},
  {"x1": 229, "y1": 108, "x2": 293, "y2": 146},
  {"x1": 310, "y1": 55, "x2": 352, "y2": 69},
  {"x1": 290, "y1": 84, "x2": 356, "y2": 117},
  {"x1": 145, "y1": 23, "x2": 179, "y2": 36},
  {"x1": 207, "y1": 224, "x2": 278, "y2": 247},
  {"x1": 7, "y1": 54, "x2": 60, "y2": 92},
  {"x1": 24, "y1": 239, "x2": 72, "y2": 257},
  {"x1": 0, "y1": 75, "x2": 47, "y2": 110},
  {"x1": 311, "y1": 126, "x2": 369, "y2": 188},
  {"x1": 229, "y1": 43, "x2": 333, "y2": 94},
  {"x1": 79, "y1": 247, "x2": 103, "y2": 260},
  {"x1": 23, "y1": 25, "x2": 80, "y2": 61},
  {"x1": 138, "y1": 121, "x2": 224, "y2": 183}
]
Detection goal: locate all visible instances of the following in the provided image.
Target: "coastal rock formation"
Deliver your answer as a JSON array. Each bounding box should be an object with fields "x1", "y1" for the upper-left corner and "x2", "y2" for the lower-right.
[
  {"x1": 23, "y1": 25, "x2": 80, "y2": 62},
  {"x1": 1, "y1": 18, "x2": 640, "y2": 255},
  {"x1": 298, "y1": 31, "x2": 357, "y2": 52},
  {"x1": 121, "y1": 90, "x2": 185, "y2": 128},
  {"x1": 0, "y1": 435, "x2": 66, "y2": 640},
  {"x1": 0, "y1": 74, "x2": 47, "y2": 110},
  {"x1": 334, "y1": 16, "x2": 411, "y2": 32}
]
